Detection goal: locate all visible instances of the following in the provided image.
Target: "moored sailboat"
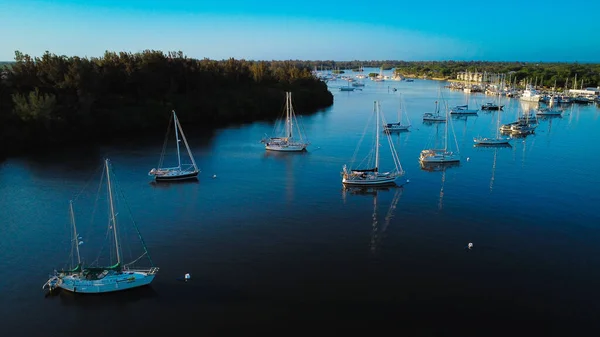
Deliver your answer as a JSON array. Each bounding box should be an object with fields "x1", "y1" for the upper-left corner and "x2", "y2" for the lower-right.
[
  {"x1": 420, "y1": 104, "x2": 460, "y2": 163},
  {"x1": 149, "y1": 111, "x2": 199, "y2": 181},
  {"x1": 262, "y1": 92, "x2": 309, "y2": 152},
  {"x1": 43, "y1": 159, "x2": 159, "y2": 294},
  {"x1": 384, "y1": 93, "x2": 411, "y2": 132},
  {"x1": 342, "y1": 101, "x2": 404, "y2": 186}
]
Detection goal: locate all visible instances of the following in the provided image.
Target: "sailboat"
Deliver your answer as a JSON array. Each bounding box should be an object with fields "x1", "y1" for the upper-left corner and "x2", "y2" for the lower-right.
[
  {"x1": 420, "y1": 104, "x2": 460, "y2": 163},
  {"x1": 474, "y1": 89, "x2": 512, "y2": 145},
  {"x1": 450, "y1": 92, "x2": 479, "y2": 115},
  {"x1": 43, "y1": 159, "x2": 159, "y2": 294},
  {"x1": 149, "y1": 110, "x2": 199, "y2": 181},
  {"x1": 422, "y1": 100, "x2": 446, "y2": 122},
  {"x1": 262, "y1": 92, "x2": 309, "y2": 152},
  {"x1": 384, "y1": 93, "x2": 411, "y2": 132},
  {"x1": 342, "y1": 101, "x2": 404, "y2": 186}
]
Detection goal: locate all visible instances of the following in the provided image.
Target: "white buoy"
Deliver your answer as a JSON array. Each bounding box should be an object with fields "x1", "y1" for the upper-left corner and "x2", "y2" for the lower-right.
[
  {"x1": 212, "y1": 174, "x2": 217, "y2": 179},
  {"x1": 468, "y1": 242, "x2": 473, "y2": 249},
  {"x1": 184, "y1": 273, "x2": 191, "y2": 280},
  {"x1": 406, "y1": 179, "x2": 410, "y2": 183},
  {"x1": 467, "y1": 157, "x2": 470, "y2": 162}
]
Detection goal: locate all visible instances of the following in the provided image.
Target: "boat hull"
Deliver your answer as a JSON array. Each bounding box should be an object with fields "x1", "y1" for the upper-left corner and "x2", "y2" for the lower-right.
[
  {"x1": 57, "y1": 271, "x2": 157, "y2": 294},
  {"x1": 265, "y1": 144, "x2": 307, "y2": 152},
  {"x1": 474, "y1": 137, "x2": 511, "y2": 145},
  {"x1": 384, "y1": 125, "x2": 410, "y2": 132},
  {"x1": 152, "y1": 170, "x2": 199, "y2": 181},
  {"x1": 342, "y1": 175, "x2": 398, "y2": 186}
]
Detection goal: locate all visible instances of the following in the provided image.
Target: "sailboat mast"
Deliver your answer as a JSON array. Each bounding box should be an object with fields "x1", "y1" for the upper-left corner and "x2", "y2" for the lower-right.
[
  {"x1": 444, "y1": 104, "x2": 449, "y2": 151},
  {"x1": 105, "y1": 159, "x2": 121, "y2": 265},
  {"x1": 375, "y1": 101, "x2": 380, "y2": 172},
  {"x1": 287, "y1": 92, "x2": 292, "y2": 138},
  {"x1": 69, "y1": 200, "x2": 81, "y2": 266},
  {"x1": 173, "y1": 112, "x2": 182, "y2": 169}
]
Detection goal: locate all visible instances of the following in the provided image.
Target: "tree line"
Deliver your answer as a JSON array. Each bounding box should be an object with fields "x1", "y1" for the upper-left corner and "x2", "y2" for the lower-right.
[{"x1": 0, "y1": 51, "x2": 334, "y2": 157}]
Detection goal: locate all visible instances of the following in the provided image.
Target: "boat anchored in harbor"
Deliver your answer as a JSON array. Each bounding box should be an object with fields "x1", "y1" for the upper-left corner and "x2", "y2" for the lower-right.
[
  {"x1": 149, "y1": 110, "x2": 199, "y2": 181},
  {"x1": 43, "y1": 159, "x2": 159, "y2": 294},
  {"x1": 342, "y1": 101, "x2": 404, "y2": 186},
  {"x1": 262, "y1": 92, "x2": 309, "y2": 152}
]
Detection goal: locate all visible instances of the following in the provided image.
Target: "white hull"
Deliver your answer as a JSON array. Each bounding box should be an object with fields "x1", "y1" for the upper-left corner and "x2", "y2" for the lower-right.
[
  {"x1": 57, "y1": 270, "x2": 157, "y2": 294},
  {"x1": 384, "y1": 124, "x2": 410, "y2": 132},
  {"x1": 474, "y1": 137, "x2": 511, "y2": 145},
  {"x1": 342, "y1": 174, "x2": 398, "y2": 186},
  {"x1": 265, "y1": 143, "x2": 307, "y2": 152},
  {"x1": 420, "y1": 150, "x2": 460, "y2": 163},
  {"x1": 423, "y1": 113, "x2": 446, "y2": 122}
]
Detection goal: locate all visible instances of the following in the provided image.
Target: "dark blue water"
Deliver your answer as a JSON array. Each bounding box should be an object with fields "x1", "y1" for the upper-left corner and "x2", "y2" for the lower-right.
[{"x1": 2, "y1": 69, "x2": 600, "y2": 336}]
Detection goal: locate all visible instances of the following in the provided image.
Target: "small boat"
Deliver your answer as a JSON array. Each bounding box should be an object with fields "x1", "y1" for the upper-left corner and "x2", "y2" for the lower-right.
[
  {"x1": 423, "y1": 100, "x2": 446, "y2": 122},
  {"x1": 474, "y1": 90, "x2": 511, "y2": 145},
  {"x1": 420, "y1": 107, "x2": 460, "y2": 163},
  {"x1": 342, "y1": 101, "x2": 404, "y2": 186},
  {"x1": 262, "y1": 92, "x2": 309, "y2": 152},
  {"x1": 536, "y1": 107, "x2": 562, "y2": 116},
  {"x1": 481, "y1": 102, "x2": 504, "y2": 110},
  {"x1": 384, "y1": 93, "x2": 411, "y2": 132},
  {"x1": 450, "y1": 104, "x2": 479, "y2": 115},
  {"x1": 149, "y1": 111, "x2": 199, "y2": 181}
]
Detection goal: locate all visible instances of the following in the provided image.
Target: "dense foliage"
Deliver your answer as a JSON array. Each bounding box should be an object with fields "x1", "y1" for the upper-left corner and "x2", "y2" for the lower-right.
[
  {"x1": 303, "y1": 60, "x2": 600, "y2": 88},
  {"x1": 0, "y1": 51, "x2": 333, "y2": 156}
]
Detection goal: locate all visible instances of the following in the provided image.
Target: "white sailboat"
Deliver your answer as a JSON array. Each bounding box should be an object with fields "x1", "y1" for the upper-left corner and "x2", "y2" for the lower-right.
[
  {"x1": 474, "y1": 88, "x2": 512, "y2": 145},
  {"x1": 384, "y1": 93, "x2": 411, "y2": 132},
  {"x1": 450, "y1": 92, "x2": 479, "y2": 115},
  {"x1": 262, "y1": 92, "x2": 309, "y2": 152},
  {"x1": 342, "y1": 101, "x2": 404, "y2": 186},
  {"x1": 43, "y1": 159, "x2": 159, "y2": 294},
  {"x1": 423, "y1": 100, "x2": 446, "y2": 122},
  {"x1": 149, "y1": 110, "x2": 199, "y2": 181},
  {"x1": 420, "y1": 104, "x2": 460, "y2": 163}
]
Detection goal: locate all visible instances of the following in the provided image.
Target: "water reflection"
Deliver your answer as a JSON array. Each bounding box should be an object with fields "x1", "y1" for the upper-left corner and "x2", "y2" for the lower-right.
[
  {"x1": 263, "y1": 150, "x2": 308, "y2": 203},
  {"x1": 419, "y1": 161, "x2": 459, "y2": 211},
  {"x1": 149, "y1": 179, "x2": 200, "y2": 188},
  {"x1": 341, "y1": 184, "x2": 403, "y2": 254}
]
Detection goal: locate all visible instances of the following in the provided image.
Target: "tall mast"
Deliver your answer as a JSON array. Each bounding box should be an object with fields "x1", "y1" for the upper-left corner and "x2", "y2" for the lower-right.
[
  {"x1": 105, "y1": 159, "x2": 121, "y2": 265},
  {"x1": 287, "y1": 92, "x2": 293, "y2": 138},
  {"x1": 444, "y1": 103, "x2": 449, "y2": 151},
  {"x1": 173, "y1": 111, "x2": 182, "y2": 169},
  {"x1": 69, "y1": 200, "x2": 81, "y2": 266},
  {"x1": 375, "y1": 101, "x2": 380, "y2": 172}
]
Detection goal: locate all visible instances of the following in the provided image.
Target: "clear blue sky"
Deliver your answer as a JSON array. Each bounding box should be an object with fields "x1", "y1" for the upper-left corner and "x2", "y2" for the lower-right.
[{"x1": 1, "y1": 0, "x2": 598, "y2": 62}]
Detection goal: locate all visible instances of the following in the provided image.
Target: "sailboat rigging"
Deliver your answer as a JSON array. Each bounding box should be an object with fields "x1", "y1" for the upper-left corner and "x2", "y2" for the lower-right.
[
  {"x1": 262, "y1": 92, "x2": 309, "y2": 152},
  {"x1": 149, "y1": 110, "x2": 199, "y2": 181},
  {"x1": 43, "y1": 159, "x2": 159, "y2": 294},
  {"x1": 474, "y1": 86, "x2": 512, "y2": 145},
  {"x1": 384, "y1": 93, "x2": 411, "y2": 132},
  {"x1": 342, "y1": 101, "x2": 404, "y2": 186},
  {"x1": 420, "y1": 102, "x2": 460, "y2": 164}
]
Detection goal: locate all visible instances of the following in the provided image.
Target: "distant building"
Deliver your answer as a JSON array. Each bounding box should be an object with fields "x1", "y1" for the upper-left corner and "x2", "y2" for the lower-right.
[{"x1": 456, "y1": 71, "x2": 503, "y2": 83}]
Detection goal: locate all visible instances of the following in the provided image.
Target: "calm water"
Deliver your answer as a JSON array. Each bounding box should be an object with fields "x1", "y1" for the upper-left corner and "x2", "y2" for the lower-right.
[{"x1": 2, "y1": 69, "x2": 600, "y2": 336}]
